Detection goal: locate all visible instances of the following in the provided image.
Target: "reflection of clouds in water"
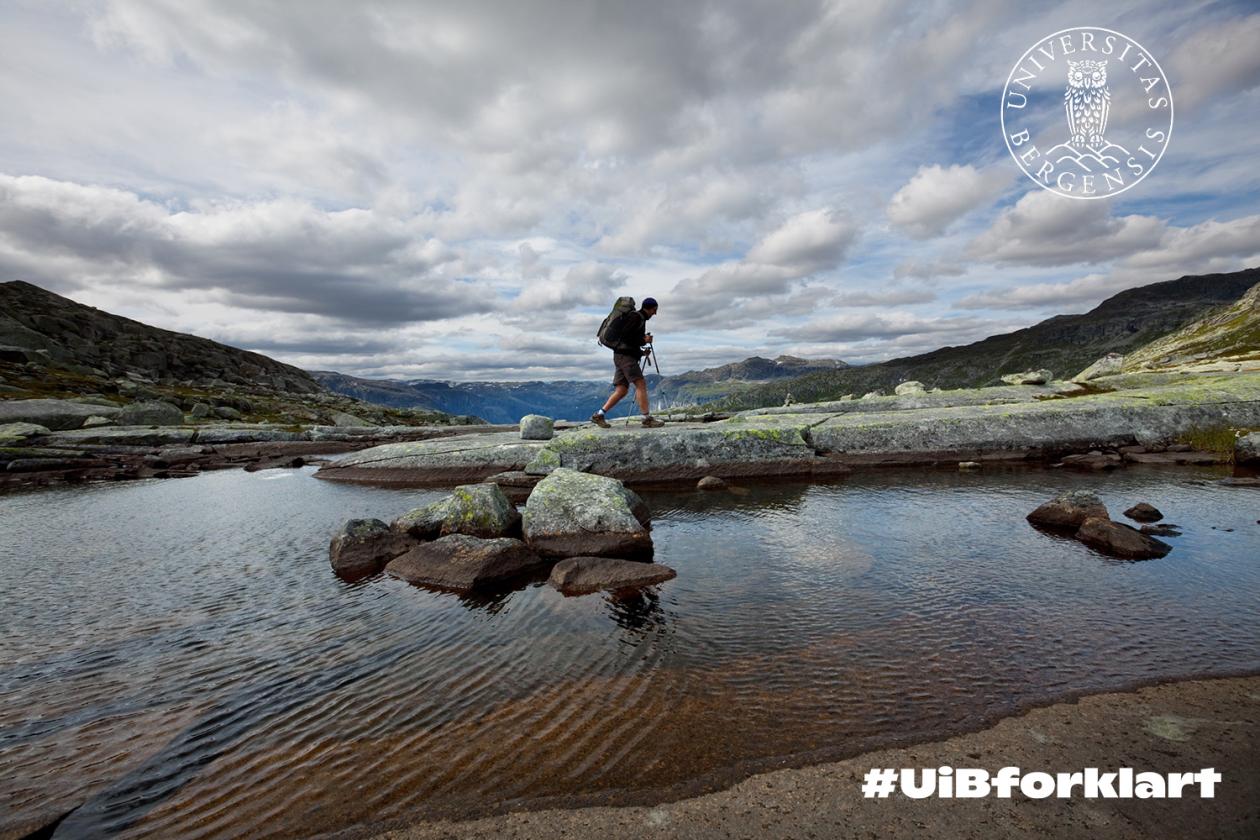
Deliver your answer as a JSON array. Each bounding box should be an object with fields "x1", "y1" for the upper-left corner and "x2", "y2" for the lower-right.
[
  {"x1": 754, "y1": 490, "x2": 876, "y2": 582},
  {"x1": 258, "y1": 473, "x2": 292, "y2": 480}
]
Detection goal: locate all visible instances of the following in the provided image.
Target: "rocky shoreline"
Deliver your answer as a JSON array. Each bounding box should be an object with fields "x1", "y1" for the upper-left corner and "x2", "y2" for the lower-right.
[
  {"x1": 360, "y1": 673, "x2": 1260, "y2": 840},
  {"x1": 316, "y1": 370, "x2": 1260, "y2": 487}
]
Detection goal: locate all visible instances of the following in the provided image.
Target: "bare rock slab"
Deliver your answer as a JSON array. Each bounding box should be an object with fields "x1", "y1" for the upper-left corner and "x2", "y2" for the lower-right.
[
  {"x1": 523, "y1": 468, "x2": 653, "y2": 559},
  {"x1": 1076, "y1": 516, "x2": 1172, "y2": 560},
  {"x1": 330, "y1": 518, "x2": 414, "y2": 579},
  {"x1": 385, "y1": 535, "x2": 545, "y2": 591},
  {"x1": 1027, "y1": 490, "x2": 1109, "y2": 531},
  {"x1": 548, "y1": 556, "x2": 677, "y2": 595}
]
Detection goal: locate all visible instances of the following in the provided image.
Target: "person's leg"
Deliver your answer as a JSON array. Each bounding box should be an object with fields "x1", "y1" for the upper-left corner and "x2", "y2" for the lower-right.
[
  {"x1": 602, "y1": 384, "x2": 628, "y2": 413},
  {"x1": 632, "y1": 378, "x2": 649, "y2": 415}
]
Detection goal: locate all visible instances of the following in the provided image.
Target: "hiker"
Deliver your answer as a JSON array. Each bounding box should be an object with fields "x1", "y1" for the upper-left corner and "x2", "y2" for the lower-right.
[{"x1": 592, "y1": 297, "x2": 664, "y2": 428}]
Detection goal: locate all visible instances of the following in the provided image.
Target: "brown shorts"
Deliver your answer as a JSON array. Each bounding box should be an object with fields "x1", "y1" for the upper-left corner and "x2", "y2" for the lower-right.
[{"x1": 612, "y1": 353, "x2": 644, "y2": 387}]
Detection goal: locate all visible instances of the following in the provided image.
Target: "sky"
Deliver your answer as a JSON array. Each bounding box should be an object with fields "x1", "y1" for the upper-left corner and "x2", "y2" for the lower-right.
[{"x1": 1, "y1": 0, "x2": 1258, "y2": 382}]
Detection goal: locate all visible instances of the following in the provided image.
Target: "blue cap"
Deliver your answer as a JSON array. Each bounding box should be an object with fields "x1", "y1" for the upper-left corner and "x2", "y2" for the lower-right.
[{"x1": 642, "y1": 297, "x2": 658, "y2": 309}]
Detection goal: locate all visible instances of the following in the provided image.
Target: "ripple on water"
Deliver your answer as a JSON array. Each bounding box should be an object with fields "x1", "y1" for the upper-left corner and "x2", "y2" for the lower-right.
[{"x1": 1, "y1": 465, "x2": 1258, "y2": 837}]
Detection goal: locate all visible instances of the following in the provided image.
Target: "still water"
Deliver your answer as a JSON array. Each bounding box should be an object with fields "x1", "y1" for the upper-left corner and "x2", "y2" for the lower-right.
[{"x1": 1, "y1": 464, "x2": 1258, "y2": 837}]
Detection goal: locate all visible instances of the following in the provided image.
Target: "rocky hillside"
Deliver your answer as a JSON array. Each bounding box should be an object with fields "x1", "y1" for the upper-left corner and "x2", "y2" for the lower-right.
[
  {"x1": 0, "y1": 281, "x2": 472, "y2": 427},
  {"x1": 312, "y1": 355, "x2": 847, "y2": 422},
  {"x1": 1123, "y1": 280, "x2": 1260, "y2": 371},
  {"x1": 713, "y1": 267, "x2": 1260, "y2": 411}
]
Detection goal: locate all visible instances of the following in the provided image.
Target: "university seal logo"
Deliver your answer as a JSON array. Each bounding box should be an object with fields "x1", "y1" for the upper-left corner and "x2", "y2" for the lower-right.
[{"x1": 1002, "y1": 27, "x2": 1173, "y2": 199}]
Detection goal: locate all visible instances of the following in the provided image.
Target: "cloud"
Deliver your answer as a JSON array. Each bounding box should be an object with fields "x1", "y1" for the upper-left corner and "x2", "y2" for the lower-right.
[
  {"x1": 775, "y1": 311, "x2": 995, "y2": 343},
  {"x1": 966, "y1": 190, "x2": 1166, "y2": 266},
  {"x1": 887, "y1": 164, "x2": 1011, "y2": 238},
  {"x1": 746, "y1": 208, "x2": 859, "y2": 273},
  {"x1": 514, "y1": 261, "x2": 628, "y2": 309},
  {"x1": 1167, "y1": 13, "x2": 1260, "y2": 114}
]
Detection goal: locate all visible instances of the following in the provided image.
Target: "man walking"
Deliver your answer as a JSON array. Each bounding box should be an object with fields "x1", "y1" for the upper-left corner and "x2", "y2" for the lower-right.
[{"x1": 591, "y1": 297, "x2": 665, "y2": 428}]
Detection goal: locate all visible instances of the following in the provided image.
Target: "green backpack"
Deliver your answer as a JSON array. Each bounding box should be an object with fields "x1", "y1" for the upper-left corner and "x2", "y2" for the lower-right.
[{"x1": 596, "y1": 296, "x2": 637, "y2": 349}]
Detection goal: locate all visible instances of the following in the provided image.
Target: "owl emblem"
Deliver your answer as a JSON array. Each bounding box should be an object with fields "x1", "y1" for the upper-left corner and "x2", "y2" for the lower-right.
[{"x1": 1065, "y1": 59, "x2": 1109, "y2": 148}]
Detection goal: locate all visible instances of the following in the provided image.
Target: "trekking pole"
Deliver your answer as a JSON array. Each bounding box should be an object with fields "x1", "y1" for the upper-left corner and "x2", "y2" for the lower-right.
[{"x1": 646, "y1": 342, "x2": 661, "y2": 375}]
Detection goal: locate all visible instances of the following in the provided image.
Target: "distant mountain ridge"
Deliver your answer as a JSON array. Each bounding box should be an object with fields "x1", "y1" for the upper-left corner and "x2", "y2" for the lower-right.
[
  {"x1": 312, "y1": 354, "x2": 847, "y2": 423},
  {"x1": 712, "y1": 267, "x2": 1260, "y2": 411}
]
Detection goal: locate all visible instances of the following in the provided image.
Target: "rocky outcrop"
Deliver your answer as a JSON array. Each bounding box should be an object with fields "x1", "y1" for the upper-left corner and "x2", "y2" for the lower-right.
[
  {"x1": 118, "y1": 400, "x2": 184, "y2": 426},
  {"x1": 392, "y1": 484, "x2": 521, "y2": 540},
  {"x1": 1001, "y1": 369, "x2": 1052, "y2": 385},
  {"x1": 547, "y1": 556, "x2": 677, "y2": 595},
  {"x1": 0, "y1": 398, "x2": 122, "y2": 430},
  {"x1": 317, "y1": 431, "x2": 545, "y2": 485},
  {"x1": 1027, "y1": 490, "x2": 1109, "y2": 531},
  {"x1": 385, "y1": 535, "x2": 545, "y2": 590},
  {"x1": 519, "y1": 414, "x2": 554, "y2": 440},
  {"x1": 894, "y1": 381, "x2": 926, "y2": 395},
  {"x1": 1073, "y1": 353, "x2": 1125, "y2": 382},
  {"x1": 0, "y1": 421, "x2": 50, "y2": 441},
  {"x1": 1236, "y1": 432, "x2": 1260, "y2": 466},
  {"x1": 523, "y1": 468, "x2": 653, "y2": 559},
  {"x1": 1124, "y1": 502, "x2": 1164, "y2": 523},
  {"x1": 330, "y1": 519, "x2": 413, "y2": 579},
  {"x1": 1123, "y1": 280, "x2": 1260, "y2": 372},
  {"x1": 1076, "y1": 516, "x2": 1172, "y2": 560}
]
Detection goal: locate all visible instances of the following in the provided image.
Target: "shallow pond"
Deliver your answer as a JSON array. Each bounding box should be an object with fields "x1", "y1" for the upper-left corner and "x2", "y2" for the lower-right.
[{"x1": 1, "y1": 464, "x2": 1258, "y2": 838}]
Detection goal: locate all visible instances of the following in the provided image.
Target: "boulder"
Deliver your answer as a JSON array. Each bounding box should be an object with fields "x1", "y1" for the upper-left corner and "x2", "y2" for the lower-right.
[
  {"x1": 1060, "y1": 450, "x2": 1123, "y2": 471},
  {"x1": 894, "y1": 381, "x2": 926, "y2": 395},
  {"x1": 1236, "y1": 432, "x2": 1260, "y2": 466},
  {"x1": 392, "y1": 484, "x2": 521, "y2": 540},
  {"x1": 329, "y1": 410, "x2": 374, "y2": 426},
  {"x1": 385, "y1": 535, "x2": 546, "y2": 590},
  {"x1": 548, "y1": 556, "x2": 677, "y2": 595},
  {"x1": 523, "y1": 468, "x2": 653, "y2": 559},
  {"x1": 81, "y1": 415, "x2": 114, "y2": 428},
  {"x1": 861, "y1": 390, "x2": 883, "y2": 399},
  {"x1": 329, "y1": 519, "x2": 413, "y2": 579},
  {"x1": 1027, "y1": 490, "x2": 1109, "y2": 531},
  {"x1": 118, "y1": 400, "x2": 184, "y2": 426},
  {"x1": 697, "y1": 475, "x2": 727, "y2": 490},
  {"x1": 1001, "y1": 369, "x2": 1053, "y2": 386},
  {"x1": 214, "y1": 406, "x2": 244, "y2": 421},
  {"x1": 1076, "y1": 516, "x2": 1172, "y2": 560},
  {"x1": 0, "y1": 398, "x2": 122, "y2": 431},
  {"x1": 0, "y1": 422, "x2": 50, "y2": 441},
  {"x1": 519, "y1": 414, "x2": 555, "y2": 440},
  {"x1": 1073, "y1": 352, "x2": 1124, "y2": 382},
  {"x1": 191, "y1": 402, "x2": 213, "y2": 419},
  {"x1": 1124, "y1": 502, "x2": 1164, "y2": 523}
]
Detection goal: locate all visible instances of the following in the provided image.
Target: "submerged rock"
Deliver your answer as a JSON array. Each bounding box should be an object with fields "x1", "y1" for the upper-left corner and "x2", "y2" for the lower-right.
[
  {"x1": 519, "y1": 414, "x2": 555, "y2": 440},
  {"x1": 548, "y1": 556, "x2": 677, "y2": 595},
  {"x1": 1001, "y1": 369, "x2": 1053, "y2": 385},
  {"x1": 1027, "y1": 490, "x2": 1109, "y2": 531},
  {"x1": 1124, "y1": 502, "x2": 1164, "y2": 523},
  {"x1": 118, "y1": 400, "x2": 184, "y2": 426},
  {"x1": 330, "y1": 518, "x2": 413, "y2": 579},
  {"x1": 523, "y1": 468, "x2": 653, "y2": 559},
  {"x1": 1141, "y1": 523, "x2": 1182, "y2": 537},
  {"x1": 393, "y1": 483, "x2": 521, "y2": 540},
  {"x1": 385, "y1": 535, "x2": 545, "y2": 590},
  {"x1": 1076, "y1": 516, "x2": 1172, "y2": 560},
  {"x1": 894, "y1": 381, "x2": 926, "y2": 395},
  {"x1": 697, "y1": 475, "x2": 727, "y2": 490}
]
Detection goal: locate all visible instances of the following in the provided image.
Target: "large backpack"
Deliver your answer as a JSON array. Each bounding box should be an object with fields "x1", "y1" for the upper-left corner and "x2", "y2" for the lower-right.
[{"x1": 596, "y1": 296, "x2": 637, "y2": 349}]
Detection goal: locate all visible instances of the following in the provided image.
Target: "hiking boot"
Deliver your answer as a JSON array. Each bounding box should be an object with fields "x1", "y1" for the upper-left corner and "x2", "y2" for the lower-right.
[
  {"x1": 641, "y1": 416, "x2": 665, "y2": 428},
  {"x1": 590, "y1": 412, "x2": 611, "y2": 428}
]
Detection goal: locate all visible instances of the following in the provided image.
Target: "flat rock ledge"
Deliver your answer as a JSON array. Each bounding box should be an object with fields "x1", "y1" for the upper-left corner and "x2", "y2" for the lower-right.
[
  {"x1": 385, "y1": 535, "x2": 547, "y2": 590},
  {"x1": 548, "y1": 556, "x2": 677, "y2": 595},
  {"x1": 315, "y1": 372, "x2": 1260, "y2": 486}
]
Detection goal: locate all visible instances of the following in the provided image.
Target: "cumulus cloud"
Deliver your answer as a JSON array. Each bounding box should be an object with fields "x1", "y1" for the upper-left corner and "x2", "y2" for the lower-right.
[
  {"x1": 887, "y1": 164, "x2": 1012, "y2": 238},
  {"x1": 775, "y1": 311, "x2": 995, "y2": 343}
]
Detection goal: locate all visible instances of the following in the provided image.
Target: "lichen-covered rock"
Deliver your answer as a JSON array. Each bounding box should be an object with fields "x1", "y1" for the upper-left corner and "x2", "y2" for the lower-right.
[
  {"x1": 525, "y1": 447, "x2": 562, "y2": 475},
  {"x1": 861, "y1": 390, "x2": 883, "y2": 399},
  {"x1": 1236, "y1": 432, "x2": 1260, "y2": 466},
  {"x1": 385, "y1": 535, "x2": 545, "y2": 590},
  {"x1": 191, "y1": 402, "x2": 213, "y2": 419},
  {"x1": 330, "y1": 518, "x2": 413, "y2": 579},
  {"x1": 548, "y1": 556, "x2": 677, "y2": 595},
  {"x1": 393, "y1": 484, "x2": 521, "y2": 540},
  {"x1": 193, "y1": 427, "x2": 304, "y2": 444},
  {"x1": 520, "y1": 414, "x2": 555, "y2": 440},
  {"x1": 0, "y1": 422, "x2": 50, "y2": 441},
  {"x1": 1001, "y1": 369, "x2": 1053, "y2": 385},
  {"x1": 1124, "y1": 502, "x2": 1163, "y2": 523},
  {"x1": 119, "y1": 400, "x2": 184, "y2": 426},
  {"x1": 894, "y1": 381, "x2": 926, "y2": 395},
  {"x1": 1076, "y1": 516, "x2": 1172, "y2": 560},
  {"x1": 523, "y1": 468, "x2": 653, "y2": 558},
  {"x1": 82, "y1": 415, "x2": 113, "y2": 428},
  {"x1": 1027, "y1": 490, "x2": 1109, "y2": 531},
  {"x1": 318, "y1": 431, "x2": 545, "y2": 483},
  {"x1": 0, "y1": 398, "x2": 122, "y2": 431},
  {"x1": 1073, "y1": 353, "x2": 1124, "y2": 382},
  {"x1": 214, "y1": 405, "x2": 243, "y2": 421}
]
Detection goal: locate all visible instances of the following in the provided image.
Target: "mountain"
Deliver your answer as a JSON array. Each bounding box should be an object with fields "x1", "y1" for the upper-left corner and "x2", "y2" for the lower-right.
[
  {"x1": 1123, "y1": 280, "x2": 1260, "y2": 371},
  {"x1": 0, "y1": 280, "x2": 321, "y2": 393},
  {"x1": 0, "y1": 281, "x2": 468, "y2": 426},
  {"x1": 712, "y1": 267, "x2": 1260, "y2": 411},
  {"x1": 312, "y1": 355, "x2": 847, "y2": 423}
]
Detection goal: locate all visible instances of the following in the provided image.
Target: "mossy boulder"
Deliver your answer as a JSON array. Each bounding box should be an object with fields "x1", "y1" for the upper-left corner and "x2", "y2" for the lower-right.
[
  {"x1": 520, "y1": 414, "x2": 555, "y2": 440},
  {"x1": 392, "y1": 483, "x2": 521, "y2": 540},
  {"x1": 330, "y1": 518, "x2": 414, "y2": 579},
  {"x1": 523, "y1": 468, "x2": 653, "y2": 559}
]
